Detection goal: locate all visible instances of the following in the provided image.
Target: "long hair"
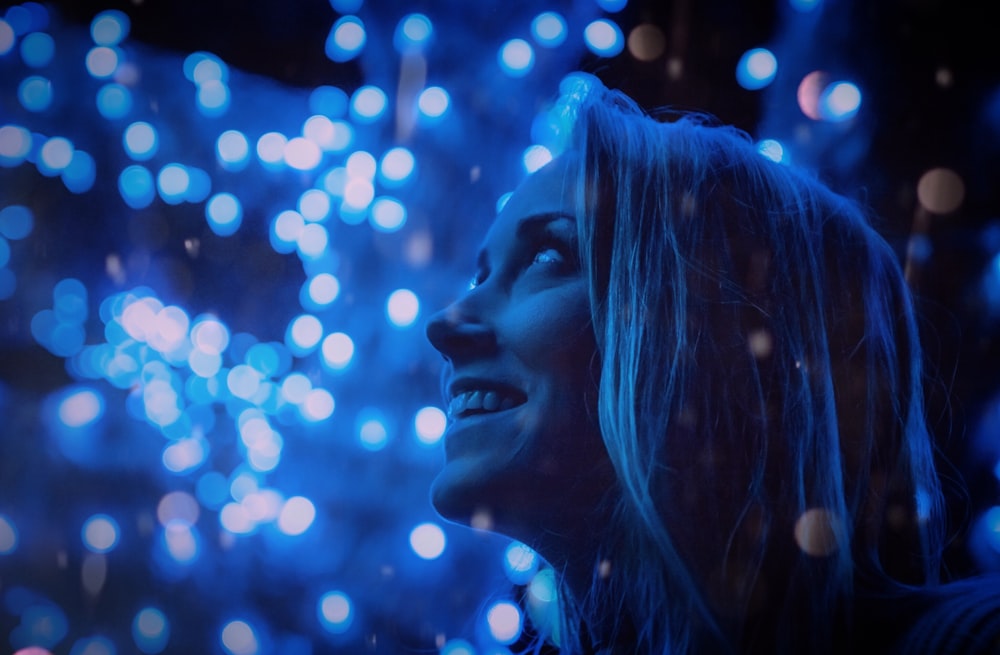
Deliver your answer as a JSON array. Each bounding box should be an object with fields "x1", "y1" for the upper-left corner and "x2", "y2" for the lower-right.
[{"x1": 556, "y1": 77, "x2": 945, "y2": 654}]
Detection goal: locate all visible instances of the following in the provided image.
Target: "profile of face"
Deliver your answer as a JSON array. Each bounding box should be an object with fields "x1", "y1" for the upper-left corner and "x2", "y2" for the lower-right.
[{"x1": 425, "y1": 157, "x2": 612, "y2": 549}]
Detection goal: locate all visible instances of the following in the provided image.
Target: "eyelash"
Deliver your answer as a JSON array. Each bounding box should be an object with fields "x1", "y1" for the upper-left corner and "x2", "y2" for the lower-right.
[{"x1": 469, "y1": 237, "x2": 576, "y2": 289}]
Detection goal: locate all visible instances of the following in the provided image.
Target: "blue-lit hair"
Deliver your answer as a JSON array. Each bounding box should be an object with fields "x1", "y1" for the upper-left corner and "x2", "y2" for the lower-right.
[{"x1": 557, "y1": 78, "x2": 945, "y2": 654}]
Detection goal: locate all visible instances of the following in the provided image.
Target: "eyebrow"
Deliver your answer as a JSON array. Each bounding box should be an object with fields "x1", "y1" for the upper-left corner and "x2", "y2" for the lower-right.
[{"x1": 475, "y1": 211, "x2": 576, "y2": 271}]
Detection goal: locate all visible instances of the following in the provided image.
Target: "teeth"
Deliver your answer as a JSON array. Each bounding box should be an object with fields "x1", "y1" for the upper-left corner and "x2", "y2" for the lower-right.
[{"x1": 448, "y1": 389, "x2": 523, "y2": 418}]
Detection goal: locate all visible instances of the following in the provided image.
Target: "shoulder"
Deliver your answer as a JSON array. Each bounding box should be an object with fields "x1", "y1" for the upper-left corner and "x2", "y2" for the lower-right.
[{"x1": 881, "y1": 576, "x2": 1000, "y2": 655}]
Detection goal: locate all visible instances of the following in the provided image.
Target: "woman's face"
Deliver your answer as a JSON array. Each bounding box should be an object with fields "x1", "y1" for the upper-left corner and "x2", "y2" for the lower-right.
[{"x1": 425, "y1": 157, "x2": 611, "y2": 546}]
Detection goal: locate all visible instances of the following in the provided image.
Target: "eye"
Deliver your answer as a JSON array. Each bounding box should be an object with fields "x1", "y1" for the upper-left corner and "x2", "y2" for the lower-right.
[{"x1": 532, "y1": 247, "x2": 565, "y2": 266}]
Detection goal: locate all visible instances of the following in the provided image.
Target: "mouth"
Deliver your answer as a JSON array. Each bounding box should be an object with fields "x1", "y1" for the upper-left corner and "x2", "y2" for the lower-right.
[{"x1": 447, "y1": 385, "x2": 527, "y2": 420}]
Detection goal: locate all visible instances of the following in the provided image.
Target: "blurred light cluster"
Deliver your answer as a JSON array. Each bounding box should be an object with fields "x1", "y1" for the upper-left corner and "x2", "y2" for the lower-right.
[{"x1": 1, "y1": 0, "x2": 998, "y2": 653}]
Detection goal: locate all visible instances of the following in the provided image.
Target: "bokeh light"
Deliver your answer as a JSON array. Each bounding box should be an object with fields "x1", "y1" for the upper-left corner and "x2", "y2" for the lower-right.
[
  {"x1": 584, "y1": 19, "x2": 624, "y2": 57},
  {"x1": 409, "y1": 522, "x2": 446, "y2": 560}
]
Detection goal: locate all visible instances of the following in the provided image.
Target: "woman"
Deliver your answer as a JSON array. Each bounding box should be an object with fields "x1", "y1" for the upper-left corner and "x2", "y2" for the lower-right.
[{"x1": 426, "y1": 75, "x2": 1000, "y2": 654}]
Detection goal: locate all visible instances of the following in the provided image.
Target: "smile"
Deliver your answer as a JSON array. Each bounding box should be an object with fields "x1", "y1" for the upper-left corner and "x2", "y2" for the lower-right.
[{"x1": 448, "y1": 389, "x2": 526, "y2": 419}]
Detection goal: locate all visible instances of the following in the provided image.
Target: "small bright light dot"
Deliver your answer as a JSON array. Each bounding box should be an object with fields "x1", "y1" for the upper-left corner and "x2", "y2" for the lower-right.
[
  {"x1": 414, "y1": 406, "x2": 446, "y2": 445},
  {"x1": 736, "y1": 47, "x2": 778, "y2": 90},
  {"x1": 58, "y1": 388, "x2": 104, "y2": 427},
  {"x1": 417, "y1": 86, "x2": 449, "y2": 119},
  {"x1": 522, "y1": 144, "x2": 552, "y2": 174},
  {"x1": 326, "y1": 15, "x2": 366, "y2": 63},
  {"x1": 82, "y1": 514, "x2": 120, "y2": 553},
  {"x1": 917, "y1": 167, "x2": 965, "y2": 214},
  {"x1": 819, "y1": 81, "x2": 862, "y2": 121},
  {"x1": 85, "y1": 46, "x2": 119, "y2": 78},
  {"x1": 0, "y1": 514, "x2": 18, "y2": 554},
  {"x1": 118, "y1": 164, "x2": 155, "y2": 208},
  {"x1": 597, "y1": 0, "x2": 628, "y2": 10},
  {"x1": 379, "y1": 147, "x2": 415, "y2": 185},
  {"x1": 20, "y1": 32, "x2": 54, "y2": 68},
  {"x1": 190, "y1": 317, "x2": 230, "y2": 355},
  {"x1": 296, "y1": 223, "x2": 329, "y2": 259},
  {"x1": 91, "y1": 10, "x2": 130, "y2": 45},
  {"x1": 498, "y1": 38, "x2": 534, "y2": 77},
  {"x1": 221, "y1": 620, "x2": 258, "y2": 655},
  {"x1": 486, "y1": 600, "x2": 523, "y2": 645},
  {"x1": 309, "y1": 85, "x2": 349, "y2": 117},
  {"x1": 532, "y1": 12, "x2": 567, "y2": 47},
  {"x1": 0, "y1": 124, "x2": 32, "y2": 163},
  {"x1": 157, "y1": 164, "x2": 190, "y2": 204},
  {"x1": 280, "y1": 372, "x2": 312, "y2": 404},
  {"x1": 271, "y1": 210, "x2": 305, "y2": 250},
  {"x1": 394, "y1": 13, "x2": 432, "y2": 52},
  {"x1": 0, "y1": 21, "x2": 14, "y2": 56},
  {"x1": 584, "y1": 19, "x2": 624, "y2": 57},
  {"x1": 284, "y1": 137, "x2": 322, "y2": 170},
  {"x1": 504, "y1": 542, "x2": 539, "y2": 584},
  {"x1": 162, "y1": 436, "x2": 208, "y2": 473},
  {"x1": 386, "y1": 289, "x2": 419, "y2": 327},
  {"x1": 40, "y1": 136, "x2": 73, "y2": 171},
  {"x1": 298, "y1": 188, "x2": 331, "y2": 222},
  {"x1": 256, "y1": 132, "x2": 287, "y2": 166},
  {"x1": 318, "y1": 591, "x2": 353, "y2": 633},
  {"x1": 192, "y1": 57, "x2": 227, "y2": 84},
  {"x1": 301, "y1": 388, "x2": 335, "y2": 421},
  {"x1": 409, "y1": 522, "x2": 446, "y2": 560},
  {"x1": 287, "y1": 314, "x2": 323, "y2": 353},
  {"x1": 0, "y1": 205, "x2": 33, "y2": 241},
  {"x1": 342, "y1": 178, "x2": 374, "y2": 211},
  {"x1": 303, "y1": 273, "x2": 340, "y2": 309},
  {"x1": 123, "y1": 121, "x2": 158, "y2": 160},
  {"x1": 277, "y1": 496, "x2": 316, "y2": 535},
  {"x1": 359, "y1": 418, "x2": 388, "y2": 450},
  {"x1": 370, "y1": 197, "x2": 406, "y2": 232},
  {"x1": 216, "y1": 130, "x2": 249, "y2": 170},
  {"x1": 196, "y1": 80, "x2": 230, "y2": 116},
  {"x1": 346, "y1": 150, "x2": 376, "y2": 178},
  {"x1": 303, "y1": 114, "x2": 337, "y2": 150},
  {"x1": 18, "y1": 75, "x2": 52, "y2": 112},
  {"x1": 440, "y1": 639, "x2": 476, "y2": 655},
  {"x1": 757, "y1": 138, "x2": 786, "y2": 163},
  {"x1": 350, "y1": 86, "x2": 387, "y2": 122},
  {"x1": 206, "y1": 193, "x2": 242, "y2": 236},
  {"x1": 321, "y1": 332, "x2": 354, "y2": 370},
  {"x1": 96, "y1": 83, "x2": 132, "y2": 119},
  {"x1": 133, "y1": 607, "x2": 169, "y2": 654}
]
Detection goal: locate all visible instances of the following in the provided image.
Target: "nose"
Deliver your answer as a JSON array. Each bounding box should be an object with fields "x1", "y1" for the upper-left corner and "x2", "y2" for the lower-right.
[{"x1": 425, "y1": 300, "x2": 497, "y2": 363}]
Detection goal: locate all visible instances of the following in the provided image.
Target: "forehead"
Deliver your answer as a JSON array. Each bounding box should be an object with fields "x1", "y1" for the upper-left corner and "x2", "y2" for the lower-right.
[{"x1": 483, "y1": 156, "x2": 579, "y2": 245}]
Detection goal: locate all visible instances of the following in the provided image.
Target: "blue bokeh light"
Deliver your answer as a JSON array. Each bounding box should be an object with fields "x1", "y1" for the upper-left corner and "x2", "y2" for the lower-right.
[
  {"x1": 326, "y1": 15, "x2": 366, "y2": 63},
  {"x1": 370, "y1": 197, "x2": 406, "y2": 232},
  {"x1": 62, "y1": 150, "x2": 97, "y2": 193},
  {"x1": 119, "y1": 165, "x2": 156, "y2": 209},
  {"x1": 309, "y1": 85, "x2": 349, "y2": 118},
  {"x1": 0, "y1": 205, "x2": 35, "y2": 240},
  {"x1": 386, "y1": 289, "x2": 419, "y2": 328},
  {"x1": 736, "y1": 47, "x2": 778, "y2": 90},
  {"x1": 320, "y1": 332, "x2": 354, "y2": 370},
  {"x1": 85, "y1": 46, "x2": 119, "y2": 78},
  {"x1": 206, "y1": 192, "x2": 243, "y2": 236},
  {"x1": 498, "y1": 39, "x2": 534, "y2": 77},
  {"x1": 0, "y1": 20, "x2": 14, "y2": 56},
  {"x1": 409, "y1": 522, "x2": 446, "y2": 560},
  {"x1": 18, "y1": 75, "x2": 52, "y2": 112},
  {"x1": 220, "y1": 620, "x2": 259, "y2": 655},
  {"x1": 0, "y1": 124, "x2": 33, "y2": 165},
  {"x1": 20, "y1": 31, "x2": 54, "y2": 67},
  {"x1": 91, "y1": 9, "x2": 130, "y2": 46},
  {"x1": 413, "y1": 406, "x2": 446, "y2": 445},
  {"x1": 82, "y1": 514, "x2": 120, "y2": 553},
  {"x1": 350, "y1": 85, "x2": 387, "y2": 123},
  {"x1": 417, "y1": 86, "x2": 449, "y2": 120},
  {"x1": 318, "y1": 591, "x2": 353, "y2": 634},
  {"x1": 133, "y1": 607, "x2": 170, "y2": 654},
  {"x1": 124, "y1": 121, "x2": 158, "y2": 160},
  {"x1": 157, "y1": 164, "x2": 190, "y2": 204},
  {"x1": 584, "y1": 19, "x2": 625, "y2": 57},
  {"x1": 97, "y1": 83, "x2": 133, "y2": 119},
  {"x1": 0, "y1": 514, "x2": 19, "y2": 554},
  {"x1": 216, "y1": 129, "x2": 249, "y2": 170},
  {"x1": 757, "y1": 138, "x2": 787, "y2": 163},
  {"x1": 531, "y1": 12, "x2": 567, "y2": 48},
  {"x1": 394, "y1": 13, "x2": 433, "y2": 53},
  {"x1": 485, "y1": 600, "x2": 523, "y2": 645},
  {"x1": 819, "y1": 81, "x2": 862, "y2": 121}
]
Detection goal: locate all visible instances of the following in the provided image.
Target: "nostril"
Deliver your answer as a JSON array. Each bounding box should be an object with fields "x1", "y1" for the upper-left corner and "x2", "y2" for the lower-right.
[{"x1": 426, "y1": 308, "x2": 495, "y2": 360}]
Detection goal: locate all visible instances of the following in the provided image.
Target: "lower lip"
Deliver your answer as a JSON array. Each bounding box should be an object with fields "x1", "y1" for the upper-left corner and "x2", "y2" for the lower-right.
[{"x1": 444, "y1": 403, "x2": 525, "y2": 442}]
